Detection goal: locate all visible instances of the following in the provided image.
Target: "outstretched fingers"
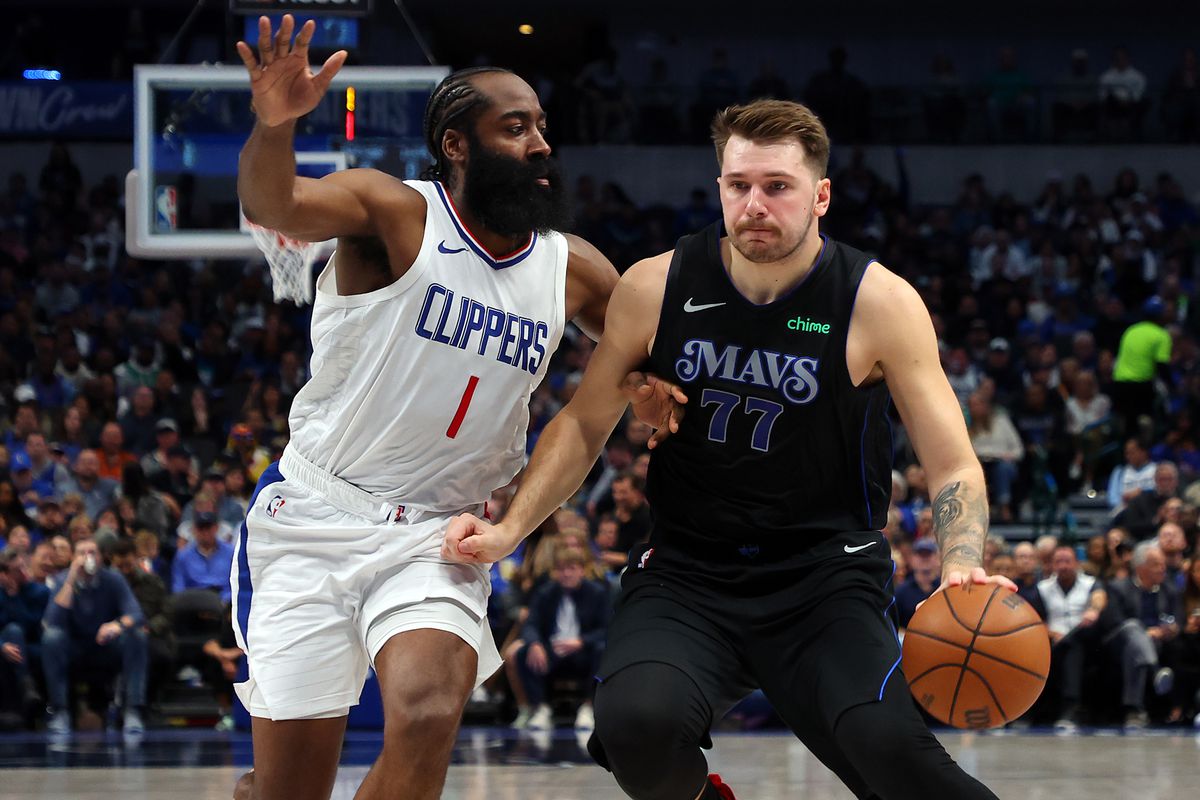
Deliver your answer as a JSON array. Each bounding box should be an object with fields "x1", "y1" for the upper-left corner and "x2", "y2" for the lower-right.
[
  {"x1": 273, "y1": 14, "x2": 294, "y2": 61},
  {"x1": 235, "y1": 40, "x2": 258, "y2": 73},
  {"x1": 312, "y1": 51, "x2": 349, "y2": 93},
  {"x1": 256, "y1": 15, "x2": 274, "y2": 66},
  {"x1": 293, "y1": 19, "x2": 316, "y2": 61}
]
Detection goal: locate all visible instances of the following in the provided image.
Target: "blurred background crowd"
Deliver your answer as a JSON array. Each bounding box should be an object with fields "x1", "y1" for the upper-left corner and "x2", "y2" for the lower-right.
[{"x1": 0, "y1": 1, "x2": 1197, "y2": 736}]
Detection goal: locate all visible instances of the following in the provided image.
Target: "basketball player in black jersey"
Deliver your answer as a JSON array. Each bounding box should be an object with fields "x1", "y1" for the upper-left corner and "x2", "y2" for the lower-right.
[{"x1": 444, "y1": 100, "x2": 1016, "y2": 800}]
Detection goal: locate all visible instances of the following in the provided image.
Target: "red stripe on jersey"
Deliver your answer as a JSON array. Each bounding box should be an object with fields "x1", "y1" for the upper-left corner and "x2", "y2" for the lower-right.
[{"x1": 446, "y1": 375, "x2": 480, "y2": 439}]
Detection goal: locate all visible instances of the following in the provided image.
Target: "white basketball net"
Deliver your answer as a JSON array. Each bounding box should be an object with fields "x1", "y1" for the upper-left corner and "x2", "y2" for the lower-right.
[{"x1": 247, "y1": 223, "x2": 319, "y2": 305}]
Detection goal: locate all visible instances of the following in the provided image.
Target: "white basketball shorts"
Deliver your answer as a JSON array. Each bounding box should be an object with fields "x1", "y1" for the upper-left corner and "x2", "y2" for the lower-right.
[{"x1": 229, "y1": 446, "x2": 502, "y2": 721}]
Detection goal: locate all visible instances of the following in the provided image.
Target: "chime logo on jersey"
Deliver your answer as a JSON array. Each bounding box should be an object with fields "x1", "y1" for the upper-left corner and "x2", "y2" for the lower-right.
[
  {"x1": 414, "y1": 283, "x2": 550, "y2": 375},
  {"x1": 674, "y1": 339, "x2": 821, "y2": 404},
  {"x1": 786, "y1": 316, "x2": 831, "y2": 334}
]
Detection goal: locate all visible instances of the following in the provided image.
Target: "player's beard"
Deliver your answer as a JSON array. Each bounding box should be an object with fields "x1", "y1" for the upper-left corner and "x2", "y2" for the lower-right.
[
  {"x1": 731, "y1": 212, "x2": 812, "y2": 264},
  {"x1": 462, "y1": 131, "x2": 572, "y2": 237}
]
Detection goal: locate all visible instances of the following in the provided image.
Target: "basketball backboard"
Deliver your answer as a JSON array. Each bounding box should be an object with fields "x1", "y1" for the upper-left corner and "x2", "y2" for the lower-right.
[{"x1": 126, "y1": 64, "x2": 447, "y2": 259}]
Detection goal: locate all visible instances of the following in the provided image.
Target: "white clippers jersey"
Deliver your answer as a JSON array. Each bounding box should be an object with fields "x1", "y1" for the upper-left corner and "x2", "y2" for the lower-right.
[{"x1": 287, "y1": 179, "x2": 568, "y2": 512}]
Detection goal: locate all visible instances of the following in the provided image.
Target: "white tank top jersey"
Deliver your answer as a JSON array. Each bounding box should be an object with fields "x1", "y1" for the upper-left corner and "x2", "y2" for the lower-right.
[{"x1": 287, "y1": 179, "x2": 569, "y2": 513}]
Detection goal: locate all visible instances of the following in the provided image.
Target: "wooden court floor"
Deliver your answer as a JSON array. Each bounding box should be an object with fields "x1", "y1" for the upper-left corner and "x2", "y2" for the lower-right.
[{"x1": 4, "y1": 727, "x2": 1199, "y2": 799}]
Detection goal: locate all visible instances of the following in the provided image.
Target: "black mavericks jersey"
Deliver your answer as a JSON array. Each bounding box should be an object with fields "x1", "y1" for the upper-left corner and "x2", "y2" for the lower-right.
[{"x1": 645, "y1": 223, "x2": 892, "y2": 546}]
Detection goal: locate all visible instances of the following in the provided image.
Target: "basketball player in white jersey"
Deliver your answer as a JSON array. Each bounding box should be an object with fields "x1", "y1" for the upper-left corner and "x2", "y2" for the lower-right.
[{"x1": 231, "y1": 16, "x2": 682, "y2": 800}]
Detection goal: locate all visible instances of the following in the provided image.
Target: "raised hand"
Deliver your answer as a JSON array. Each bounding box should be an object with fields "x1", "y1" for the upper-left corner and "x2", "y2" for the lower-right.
[{"x1": 235, "y1": 15, "x2": 348, "y2": 127}]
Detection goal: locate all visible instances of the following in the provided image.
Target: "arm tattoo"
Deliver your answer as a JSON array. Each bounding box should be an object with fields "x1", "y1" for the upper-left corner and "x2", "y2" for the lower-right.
[
  {"x1": 932, "y1": 481, "x2": 988, "y2": 570},
  {"x1": 942, "y1": 543, "x2": 983, "y2": 565},
  {"x1": 934, "y1": 486, "x2": 963, "y2": 529}
]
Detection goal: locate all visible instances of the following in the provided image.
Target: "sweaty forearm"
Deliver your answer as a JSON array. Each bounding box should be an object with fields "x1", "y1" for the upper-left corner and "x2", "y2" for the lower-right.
[
  {"x1": 930, "y1": 468, "x2": 990, "y2": 574},
  {"x1": 504, "y1": 408, "x2": 619, "y2": 539},
  {"x1": 237, "y1": 119, "x2": 298, "y2": 227}
]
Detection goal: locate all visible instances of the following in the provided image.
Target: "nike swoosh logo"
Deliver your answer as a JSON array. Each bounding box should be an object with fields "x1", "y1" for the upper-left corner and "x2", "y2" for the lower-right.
[
  {"x1": 438, "y1": 240, "x2": 468, "y2": 254},
  {"x1": 683, "y1": 298, "x2": 726, "y2": 312},
  {"x1": 843, "y1": 542, "x2": 878, "y2": 554}
]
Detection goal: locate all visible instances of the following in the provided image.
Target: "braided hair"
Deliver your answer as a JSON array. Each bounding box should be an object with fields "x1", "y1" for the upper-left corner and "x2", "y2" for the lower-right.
[{"x1": 420, "y1": 66, "x2": 514, "y2": 183}]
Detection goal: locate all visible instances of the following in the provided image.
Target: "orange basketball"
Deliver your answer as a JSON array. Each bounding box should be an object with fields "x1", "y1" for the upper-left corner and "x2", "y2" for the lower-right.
[{"x1": 901, "y1": 583, "x2": 1050, "y2": 729}]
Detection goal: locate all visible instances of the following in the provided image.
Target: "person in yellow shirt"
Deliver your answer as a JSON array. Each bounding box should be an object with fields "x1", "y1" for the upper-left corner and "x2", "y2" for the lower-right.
[
  {"x1": 1112, "y1": 296, "x2": 1172, "y2": 438},
  {"x1": 227, "y1": 424, "x2": 271, "y2": 483}
]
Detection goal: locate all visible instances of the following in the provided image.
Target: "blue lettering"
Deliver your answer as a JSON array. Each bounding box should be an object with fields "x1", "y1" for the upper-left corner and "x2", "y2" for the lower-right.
[
  {"x1": 528, "y1": 321, "x2": 549, "y2": 374},
  {"x1": 415, "y1": 284, "x2": 448, "y2": 340},
  {"x1": 515, "y1": 317, "x2": 535, "y2": 372},
  {"x1": 478, "y1": 307, "x2": 507, "y2": 356},
  {"x1": 497, "y1": 313, "x2": 521, "y2": 366},
  {"x1": 432, "y1": 288, "x2": 455, "y2": 344},
  {"x1": 460, "y1": 300, "x2": 487, "y2": 351},
  {"x1": 416, "y1": 283, "x2": 551, "y2": 374},
  {"x1": 448, "y1": 295, "x2": 472, "y2": 349}
]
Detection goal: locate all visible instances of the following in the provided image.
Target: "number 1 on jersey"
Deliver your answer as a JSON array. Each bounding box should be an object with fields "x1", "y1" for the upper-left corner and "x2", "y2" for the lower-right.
[{"x1": 446, "y1": 375, "x2": 480, "y2": 439}]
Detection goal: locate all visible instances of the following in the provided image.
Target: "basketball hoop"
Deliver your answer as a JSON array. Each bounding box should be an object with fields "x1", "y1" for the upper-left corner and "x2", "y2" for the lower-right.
[{"x1": 246, "y1": 222, "x2": 319, "y2": 305}]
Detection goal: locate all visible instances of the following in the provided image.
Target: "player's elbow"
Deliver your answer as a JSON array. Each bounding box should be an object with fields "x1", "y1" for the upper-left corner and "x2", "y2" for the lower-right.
[
  {"x1": 238, "y1": 193, "x2": 298, "y2": 231},
  {"x1": 239, "y1": 199, "x2": 267, "y2": 227},
  {"x1": 238, "y1": 192, "x2": 272, "y2": 227},
  {"x1": 927, "y1": 461, "x2": 986, "y2": 494}
]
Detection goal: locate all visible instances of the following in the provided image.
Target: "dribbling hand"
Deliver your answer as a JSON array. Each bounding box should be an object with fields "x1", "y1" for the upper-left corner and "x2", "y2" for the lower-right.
[
  {"x1": 441, "y1": 514, "x2": 521, "y2": 565},
  {"x1": 235, "y1": 15, "x2": 348, "y2": 128},
  {"x1": 917, "y1": 566, "x2": 1018, "y2": 613},
  {"x1": 938, "y1": 566, "x2": 1018, "y2": 594}
]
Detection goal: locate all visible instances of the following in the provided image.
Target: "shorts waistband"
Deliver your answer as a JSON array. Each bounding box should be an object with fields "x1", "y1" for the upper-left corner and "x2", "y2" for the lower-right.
[
  {"x1": 650, "y1": 527, "x2": 881, "y2": 563},
  {"x1": 280, "y1": 446, "x2": 406, "y2": 524},
  {"x1": 279, "y1": 446, "x2": 484, "y2": 525}
]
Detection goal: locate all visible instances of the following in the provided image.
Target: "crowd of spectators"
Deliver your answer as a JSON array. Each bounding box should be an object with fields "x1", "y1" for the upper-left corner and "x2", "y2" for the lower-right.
[
  {"x1": 7, "y1": 3, "x2": 1200, "y2": 146},
  {"x1": 817, "y1": 151, "x2": 1199, "y2": 729},
  {"x1": 553, "y1": 44, "x2": 1200, "y2": 145},
  {"x1": 0, "y1": 125, "x2": 1197, "y2": 733}
]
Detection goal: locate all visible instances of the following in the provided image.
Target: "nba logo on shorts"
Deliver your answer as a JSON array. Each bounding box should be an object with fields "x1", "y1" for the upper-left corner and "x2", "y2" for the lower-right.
[
  {"x1": 392, "y1": 505, "x2": 405, "y2": 523},
  {"x1": 638, "y1": 548, "x2": 654, "y2": 569},
  {"x1": 267, "y1": 495, "x2": 285, "y2": 518},
  {"x1": 155, "y1": 185, "x2": 177, "y2": 231}
]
